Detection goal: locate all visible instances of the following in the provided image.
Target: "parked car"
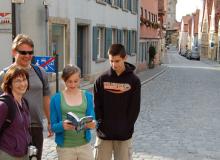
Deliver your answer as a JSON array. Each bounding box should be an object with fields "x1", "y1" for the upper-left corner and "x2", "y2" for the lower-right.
[
  {"x1": 186, "y1": 47, "x2": 200, "y2": 60},
  {"x1": 181, "y1": 49, "x2": 189, "y2": 57}
]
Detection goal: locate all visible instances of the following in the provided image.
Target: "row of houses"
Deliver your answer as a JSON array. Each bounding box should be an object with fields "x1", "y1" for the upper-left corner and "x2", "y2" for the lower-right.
[
  {"x1": 179, "y1": 0, "x2": 220, "y2": 63},
  {"x1": 0, "y1": 0, "x2": 172, "y2": 85}
]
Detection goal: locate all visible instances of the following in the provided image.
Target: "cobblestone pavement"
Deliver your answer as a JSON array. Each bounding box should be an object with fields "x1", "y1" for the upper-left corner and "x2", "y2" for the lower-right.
[{"x1": 42, "y1": 48, "x2": 220, "y2": 160}]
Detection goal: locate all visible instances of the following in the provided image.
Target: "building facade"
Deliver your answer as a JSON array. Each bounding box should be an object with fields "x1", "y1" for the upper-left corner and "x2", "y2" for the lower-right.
[
  {"x1": 0, "y1": 1, "x2": 13, "y2": 70},
  {"x1": 139, "y1": 0, "x2": 161, "y2": 70},
  {"x1": 0, "y1": 0, "x2": 139, "y2": 84},
  {"x1": 165, "y1": 0, "x2": 178, "y2": 45}
]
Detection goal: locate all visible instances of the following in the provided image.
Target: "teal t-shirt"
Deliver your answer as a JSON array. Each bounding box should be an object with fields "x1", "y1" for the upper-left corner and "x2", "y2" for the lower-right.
[{"x1": 61, "y1": 91, "x2": 88, "y2": 147}]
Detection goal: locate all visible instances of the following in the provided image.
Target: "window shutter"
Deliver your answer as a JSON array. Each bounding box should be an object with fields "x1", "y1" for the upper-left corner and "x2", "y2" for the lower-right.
[
  {"x1": 128, "y1": 0, "x2": 132, "y2": 12},
  {"x1": 93, "y1": 27, "x2": 98, "y2": 61},
  {"x1": 105, "y1": 28, "x2": 112, "y2": 58},
  {"x1": 128, "y1": 30, "x2": 132, "y2": 55},
  {"x1": 135, "y1": 0, "x2": 138, "y2": 13},
  {"x1": 117, "y1": 0, "x2": 120, "y2": 6},
  {"x1": 106, "y1": 0, "x2": 112, "y2": 4},
  {"x1": 120, "y1": 0, "x2": 123, "y2": 8},
  {"x1": 134, "y1": 31, "x2": 137, "y2": 53},
  {"x1": 117, "y1": 29, "x2": 121, "y2": 44}
]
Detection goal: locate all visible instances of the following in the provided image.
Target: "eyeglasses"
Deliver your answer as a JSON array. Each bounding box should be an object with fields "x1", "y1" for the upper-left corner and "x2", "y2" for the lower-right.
[
  {"x1": 13, "y1": 78, "x2": 28, "y2": 84},
  {"x1": 16, "y1": 50, "x2": 34, "y2": 55}
]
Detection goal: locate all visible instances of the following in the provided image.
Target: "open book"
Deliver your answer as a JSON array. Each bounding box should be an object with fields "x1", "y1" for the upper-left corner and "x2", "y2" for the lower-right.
[{"x1": 66, "y1": 112, "x2": 93, "y2": 131}]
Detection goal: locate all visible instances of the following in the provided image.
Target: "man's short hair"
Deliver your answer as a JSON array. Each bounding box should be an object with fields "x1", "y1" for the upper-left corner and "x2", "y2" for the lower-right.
[
  {"x1": 108, "y1": 44, "x2": 126, "y2": 58},
  {"x1": 12, "y1": 34, "x2": 34, "y2": 50}
]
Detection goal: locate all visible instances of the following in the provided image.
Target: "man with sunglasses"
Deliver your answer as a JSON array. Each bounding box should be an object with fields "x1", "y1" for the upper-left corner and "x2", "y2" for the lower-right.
[{"x1": 0, "y1": 34, "x2": 53, "y2": 160}]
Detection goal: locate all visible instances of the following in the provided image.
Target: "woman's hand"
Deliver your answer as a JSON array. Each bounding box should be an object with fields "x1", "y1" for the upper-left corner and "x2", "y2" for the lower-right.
[
  {"x1": 85, "y1": 120, "x2": 96, "y2": 129},
  {"x1": 63, "y1": 120, "x2": 75, "y2": 130}
]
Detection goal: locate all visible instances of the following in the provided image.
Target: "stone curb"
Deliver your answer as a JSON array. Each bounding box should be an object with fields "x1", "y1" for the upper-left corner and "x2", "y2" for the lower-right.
[{"x1": 140, "y1": 66, "x2": 168, "y2": 85}]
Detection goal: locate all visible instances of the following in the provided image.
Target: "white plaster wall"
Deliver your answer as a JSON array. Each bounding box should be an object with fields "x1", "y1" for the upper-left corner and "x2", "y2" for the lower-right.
[
  {"x1": 0, "y1": 1, "x2": 12, "y2": 70},
  {"x1": 48, "y1": 0, "x2": 138, "y2": 75},
  {"x1": 19, "y1": 0, "x2": 47, "y2": 55}
]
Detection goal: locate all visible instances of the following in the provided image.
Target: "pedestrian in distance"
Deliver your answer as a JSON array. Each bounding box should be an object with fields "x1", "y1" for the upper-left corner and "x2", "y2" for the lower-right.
[
  {"x1": 94, "y1": 44, "x2": 141, "y2": 160},
  {"x1": 0, "y1": 34, "x2": 53, "y2": 160},
  {"x1": 0, "y1": 66, "x2": 31, "y2": 160},
  {"x1": 50, "y1": 64, "x2": 96, "y2": 160}
]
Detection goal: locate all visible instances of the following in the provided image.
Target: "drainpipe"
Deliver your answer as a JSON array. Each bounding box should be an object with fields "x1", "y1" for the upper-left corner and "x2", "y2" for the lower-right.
[
  {"x1": 136, "y1": 0, "x2": 140, "y2": 69},
  {"x1": 11, "y1": 3, "x2": 16, "y2": 40},
  {"x1": 43, "y1": 0, "x2": 49, "y2": 56}
]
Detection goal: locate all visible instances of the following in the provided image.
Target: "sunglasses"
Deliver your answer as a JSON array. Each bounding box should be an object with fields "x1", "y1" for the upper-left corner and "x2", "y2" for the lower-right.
[{"x1": 16, "y1": 50, "x2": 34, "y2": 55}]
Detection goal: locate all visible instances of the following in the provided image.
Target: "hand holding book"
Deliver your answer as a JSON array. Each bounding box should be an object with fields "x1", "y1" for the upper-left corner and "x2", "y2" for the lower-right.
[
  {"x1": 65, "y1": 112, "x2": 95, "y2": 131},
  {"x1": 84, "y1": 121, "x2": 96, "y2": 129},
  {"x1": 63, "y1": 120, "x2": 76, "y2": 130}
]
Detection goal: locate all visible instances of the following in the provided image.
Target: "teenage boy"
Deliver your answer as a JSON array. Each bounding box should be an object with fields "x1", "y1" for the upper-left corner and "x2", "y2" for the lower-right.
[
  {"x1": 94, "y1": 44, "x2": 141, "y2": 160},
  {"x1": 0, "y1": 34, "x2": 53, "y2": 160}
]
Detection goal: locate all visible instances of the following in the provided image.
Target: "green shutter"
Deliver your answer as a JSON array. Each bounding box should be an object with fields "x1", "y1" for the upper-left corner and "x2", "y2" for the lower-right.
[
  {"x1": 127, "y1": 31, "x2": 130, "y2": 55},
  {"x1": 128, "y1": 0, "x2": 132, "y2": 11},
  {"x1": 105, "y1": 28, "x2": 112, "y2": 58},
  {"x1": 107, "y1": 0, "x2": 112, "y2": 4},
  {"x1": 120, "y1": 0, "x2": 123, "y2": 8},
  {"x1": 117, "y1": 0, "x2": 120, "y2": 6},
  {"x1": 93, "y1": 27, "x2": 98, "y2": 61},
  {"x1": 134, "y1": 31, "x2": 137, "y2": 53},
  {"x1": 128, "y1": 30, "x2": 132, "y2": 55},
  {"x1": 117, "y1": 29, "x2": 121, "y2": 44}
]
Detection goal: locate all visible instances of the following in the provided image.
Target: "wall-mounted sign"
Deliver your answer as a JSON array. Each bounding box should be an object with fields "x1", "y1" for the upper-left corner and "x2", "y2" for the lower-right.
[
  {"x1": 32, "y1": 56, "x2": 56, "y2": 73},
  {"x1": 11, "y1": 0, "x2": 25, "y2": 3},
  {"x1": 0, "y1": 13, "x2": 11, "y2": 24}
]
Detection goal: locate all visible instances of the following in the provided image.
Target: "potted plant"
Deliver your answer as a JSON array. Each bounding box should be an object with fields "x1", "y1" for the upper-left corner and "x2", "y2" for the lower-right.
[{"x1": 148, "y1": 45, "x2": 156, "y2": 68}]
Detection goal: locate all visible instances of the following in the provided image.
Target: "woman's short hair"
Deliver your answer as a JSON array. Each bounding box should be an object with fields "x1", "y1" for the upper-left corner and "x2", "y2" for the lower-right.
[
  {"x1": 61, "y1": 64, "x2": 81, "y2": 82},
  {"x1": 12, "y1": 34, "x2": 34, "y2": 50},
  {"x1": 1, "y1": 66, "x2": 30, "y2": 94}
]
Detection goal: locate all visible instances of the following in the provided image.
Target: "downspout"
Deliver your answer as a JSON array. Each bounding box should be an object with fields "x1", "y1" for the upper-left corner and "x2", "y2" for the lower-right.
[
  {"x1": 136, "y1": 0, "x2": 140, "y2": 69},
  {"x1": 43, "y1": 1, "x2": 49, "y2": 56}
]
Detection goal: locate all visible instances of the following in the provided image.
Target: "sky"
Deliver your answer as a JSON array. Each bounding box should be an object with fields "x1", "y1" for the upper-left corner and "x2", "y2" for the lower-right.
[{"x1": 176, "y1": 0, "x2": 203, "y2": 21}]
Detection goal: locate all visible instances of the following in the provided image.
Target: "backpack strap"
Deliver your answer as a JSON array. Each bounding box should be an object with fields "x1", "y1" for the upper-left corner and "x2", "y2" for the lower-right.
[
  {"x1": 3, "y1": 64, "x2": 45, "y2": 90},
  {"x1": 0, "y1": 95, "x2": 17, "y2": 137},
  {"x1": 22, "y1": 97, "x2": 29, "y2": 110},
  {"x1": 31, "y1": 64, "x2": 44, "y2": 89}
]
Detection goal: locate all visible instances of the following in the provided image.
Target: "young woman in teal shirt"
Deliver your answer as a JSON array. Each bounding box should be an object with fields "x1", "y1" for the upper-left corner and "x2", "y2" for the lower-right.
[{"x1": 50, "y1": 64, "x2": 96, "y2": 160}]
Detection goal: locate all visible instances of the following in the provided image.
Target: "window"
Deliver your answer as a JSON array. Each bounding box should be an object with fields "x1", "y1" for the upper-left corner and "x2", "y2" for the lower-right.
[
  {"x1": 123, "y1": 0, "x2": 128, "y2": 10},
  {"x1": 51, "y1": 24, "x2": 66, "y2": 71},
  {"x1": 122, "y1": 30, "x2": 128, "y2": 52},
  {"x1": 132, "y1": 0, "x2": 137, "y2": 13},
  {"x1": 97, "y1": 28, "x2": 105, "y2": 59},
  {"x1": 141, "y1": 7, "x2": 143, "y2": 16},
  {"x1": 112, "y1": 29, "x2": 117, "y2": 44},
  {"x1": 145, "y1": 9, "x2": 148, "y2": 19},
  {"x1": 112, "y1": 0, "x2": 119, "y2": 6},
  {"x1": 93, "y1": 27, "x2": 106, "y2": 61},
  {"x1": 148, "y1": 12, "x2": 151, "y2": 21},
  {"x1": 131, "y1": 31, "x2": 137, "y2": 54},
  {"x1": 97, "y1": 0, "x2": 106, "y2": 2},
  {"x1": 96, "y1": 0, "x2": 106, "y2": 5}
]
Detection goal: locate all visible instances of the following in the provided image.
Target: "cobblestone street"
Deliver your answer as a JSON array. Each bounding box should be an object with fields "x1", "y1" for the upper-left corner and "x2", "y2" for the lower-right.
[{"x1": 42, "y1": 48, "x2": 220, "y2": 160}]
